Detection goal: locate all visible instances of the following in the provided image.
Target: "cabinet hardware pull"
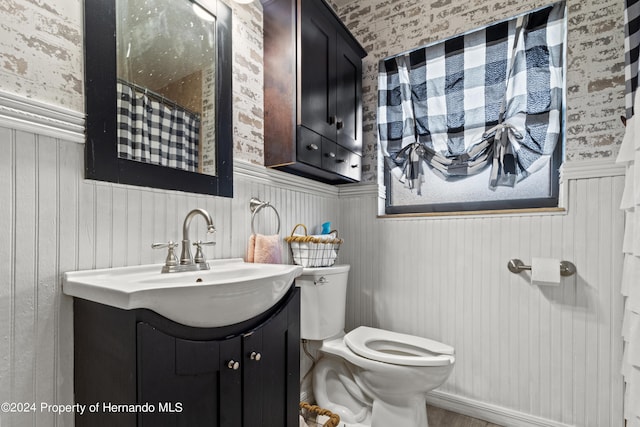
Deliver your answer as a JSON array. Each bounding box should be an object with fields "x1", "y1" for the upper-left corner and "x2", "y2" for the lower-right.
[
  {"x1": 336, "y1": 158, "x2": 345, "y2": 163},
  {"x1": 336, "y1": 120, "x2": 343, "y2": 130},
  {"x1": 227, "y1": 360, "x2": 240, "y2": 370},
  {"x1": 326, "y1": 152, "x2": 336, "y2": 158},
  {"x1": 351, "y1": 164, "x2": 359, "y2": 168},
  {"x1": 306, "y1": 143, "x2": 319, "y2": 151},
  {"x1": 250, "y1": 352, "x2": 262, "y2": 361}
]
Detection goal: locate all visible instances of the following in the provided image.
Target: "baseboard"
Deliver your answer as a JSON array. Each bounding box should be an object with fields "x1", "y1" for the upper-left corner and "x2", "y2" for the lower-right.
[{"x1": 426, "y1": 390, "x2": 575, "y2": 427}]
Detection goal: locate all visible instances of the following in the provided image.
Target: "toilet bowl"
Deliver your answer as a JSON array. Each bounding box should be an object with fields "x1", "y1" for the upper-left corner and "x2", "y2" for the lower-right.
[{"x1": 298, "y1": 265, "x2": 455, "y2": 427}]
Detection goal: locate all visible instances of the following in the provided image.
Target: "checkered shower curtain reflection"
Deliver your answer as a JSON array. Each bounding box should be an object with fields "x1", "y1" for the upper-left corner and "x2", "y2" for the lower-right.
[{"x1": 117, "y1": 82, "x2": 200, "y2": 172}]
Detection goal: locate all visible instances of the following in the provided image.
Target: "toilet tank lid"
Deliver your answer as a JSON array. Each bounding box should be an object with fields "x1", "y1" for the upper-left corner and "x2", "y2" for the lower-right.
[{"x1": 300, "y1": 264, "x2": 350, "y2": 276}]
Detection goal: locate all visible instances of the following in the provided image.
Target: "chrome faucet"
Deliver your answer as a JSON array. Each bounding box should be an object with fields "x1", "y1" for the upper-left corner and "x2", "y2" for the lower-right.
[
  {"x1": 152, "y1": 208, "x2": 216, "y2": 273},
  {"x1": 180, "y1": 208, "x2": 216, "y2": 266}
]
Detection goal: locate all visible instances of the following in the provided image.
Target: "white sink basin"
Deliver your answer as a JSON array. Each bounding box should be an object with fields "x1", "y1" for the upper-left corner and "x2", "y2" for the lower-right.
[{"x1": 63, "y1": 259, "x2": 303, "y2": 328}]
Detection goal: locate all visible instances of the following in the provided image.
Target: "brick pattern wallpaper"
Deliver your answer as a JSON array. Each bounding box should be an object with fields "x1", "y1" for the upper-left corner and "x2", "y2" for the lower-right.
[
  {"x1": 1, "y1": 0, "x2": 626, "y2": 175},
  {"x1": 0, "y1": 0, "x2": 83, "y2": 111}
]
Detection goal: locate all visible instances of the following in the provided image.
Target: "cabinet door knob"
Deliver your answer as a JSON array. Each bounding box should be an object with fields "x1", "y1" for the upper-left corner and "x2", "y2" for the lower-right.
[
  {"x1": 351, "y1": 164, "x2": 359, "y2": 168},
  {"x1": 227, "y1": 360, "x2": 240, "y2": 370},
  {"x1": 336, "y1": 120, "x2": 343, "y2": 130},
  {"x1": 326, "y1": 152, "x2": 336, "y2": 158},
  {"x1": 336, "y1": 158, "x2": 345, "y2": 163},
  {"x1": 250, "y1": 352, "x2": 262, "y2": 361},
  {"x1": 306, "y1": 143, "x2": 319, "y2": 151}
]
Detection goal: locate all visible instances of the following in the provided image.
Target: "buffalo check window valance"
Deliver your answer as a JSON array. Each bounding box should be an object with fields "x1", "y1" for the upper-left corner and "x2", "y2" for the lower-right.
[{"x1": 378, "y1": 1, "x2": 566, "y2": 204}]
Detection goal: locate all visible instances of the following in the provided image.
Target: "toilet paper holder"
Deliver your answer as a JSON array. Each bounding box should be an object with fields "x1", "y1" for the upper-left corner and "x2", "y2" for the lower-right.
[{"x1": 507, "y1": 259, "x2": 576, "y2": 277}]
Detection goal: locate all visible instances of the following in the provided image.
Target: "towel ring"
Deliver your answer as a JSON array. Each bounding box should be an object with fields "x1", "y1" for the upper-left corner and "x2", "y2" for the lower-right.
[{"x1": 249, "y1": 197, "x2": 281, "y2": 235}]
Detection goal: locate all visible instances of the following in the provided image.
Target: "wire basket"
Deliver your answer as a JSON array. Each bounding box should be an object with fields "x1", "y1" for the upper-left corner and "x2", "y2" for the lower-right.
[
  {"x1": 284, "y1": 224, "x2": 343, "y2": 267},
  {"x1": 299, "y1": 402, "x2": 341, "y2": 427}
]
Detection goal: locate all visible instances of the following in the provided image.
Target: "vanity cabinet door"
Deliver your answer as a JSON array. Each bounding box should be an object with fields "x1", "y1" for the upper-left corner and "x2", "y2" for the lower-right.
[
  {"x1": 242, "y1": 304, "x2": 288, "y2": 427},
  {"x1": 137, "y1": 323, "x2": 242, "y2": 427},
  {"x1": 242, "y1": 286, "x2": 301, "y2": 427}
]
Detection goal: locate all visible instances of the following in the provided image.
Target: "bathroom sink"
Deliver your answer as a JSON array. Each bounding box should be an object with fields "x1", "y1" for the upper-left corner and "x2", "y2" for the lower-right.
[{"x1": 63, "y1": 259, "x2": 303, "y2": 328}]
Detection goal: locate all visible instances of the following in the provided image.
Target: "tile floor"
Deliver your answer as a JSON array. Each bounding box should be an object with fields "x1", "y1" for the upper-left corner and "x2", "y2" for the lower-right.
[
  {"x1": 427, "y1": 405, "x2": 504, "y2": 427},
  {"x1": 302, "y1": 405, "x2": 503, "y2": 426}
]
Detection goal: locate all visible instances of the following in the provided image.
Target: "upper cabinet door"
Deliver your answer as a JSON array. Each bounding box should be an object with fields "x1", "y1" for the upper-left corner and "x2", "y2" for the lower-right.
[
  {"x1": 335, "y1": 34, "x2": 363, "y2": 153},
  {"x1": 263, "y1": 0, "x2": 366, "y2": 184},
  {"x1": 300, "y1": 1, "x2": 336, "y2": 141}
]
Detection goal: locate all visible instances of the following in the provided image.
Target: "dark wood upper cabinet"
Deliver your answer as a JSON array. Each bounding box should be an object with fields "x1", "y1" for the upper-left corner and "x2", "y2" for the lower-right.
[{"x1": 263, "y1": 0, "x2": 366, "y2": 184}]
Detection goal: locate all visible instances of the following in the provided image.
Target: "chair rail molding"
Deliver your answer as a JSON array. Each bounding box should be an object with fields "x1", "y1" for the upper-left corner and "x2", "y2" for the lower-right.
[
  {"x1": 234, "y1": 160, "x2": 339, "y2": 198},
  {"x1": 560, "y1": 158, "x2": 626, "y2": 180},
  {"x1": 337, "y1": 158, "x2": 625, "y2": 201},
  {"x1": 0, "y1": 89, "x2": 85, "y2": 143}
]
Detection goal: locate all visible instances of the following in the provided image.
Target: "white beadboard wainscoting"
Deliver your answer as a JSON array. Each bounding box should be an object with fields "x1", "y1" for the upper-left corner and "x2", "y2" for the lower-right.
[
  {"x1": 0, "y1": 92, "x2": 628, "y2": 427},
  {"x1": 338, "y1": 165, "x2": 626, "y2": 427},
  {"x1": 0, "y1": 119, "x2": 339, "y2": 426}
]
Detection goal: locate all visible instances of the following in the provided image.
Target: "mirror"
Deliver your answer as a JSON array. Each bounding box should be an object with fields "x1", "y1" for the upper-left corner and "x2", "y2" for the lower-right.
[
  {"x1": 84, "y1": 0, "x2": 233, "y2": 196},
  {"x1": 116, "y1": 0, "x2": 218, "y2": 176}
]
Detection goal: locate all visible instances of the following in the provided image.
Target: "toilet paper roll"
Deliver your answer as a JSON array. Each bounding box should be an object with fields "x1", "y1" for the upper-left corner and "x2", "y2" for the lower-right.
[{"x1": 531, "y1": 257, "x2": 561, "y2": 286}]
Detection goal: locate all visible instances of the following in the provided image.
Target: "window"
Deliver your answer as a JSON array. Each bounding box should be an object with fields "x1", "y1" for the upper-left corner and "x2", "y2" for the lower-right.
[{"x1": 377, "y1": 2, "x2": 566, "y2": 214}]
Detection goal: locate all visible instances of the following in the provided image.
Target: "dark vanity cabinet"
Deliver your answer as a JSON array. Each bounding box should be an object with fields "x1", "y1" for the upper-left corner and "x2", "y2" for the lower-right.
[
  {"x1": 73, "y1": 287, "x2": 300, "y2": 427},
  {"x1": 263, "y1": 0, "x2": 367, "y2": 184}
]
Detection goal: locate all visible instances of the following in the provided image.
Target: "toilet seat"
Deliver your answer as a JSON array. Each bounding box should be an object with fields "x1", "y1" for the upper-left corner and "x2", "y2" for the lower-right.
[{"x1": 344, "y1": 326, "x2": 454, "y2": 367}]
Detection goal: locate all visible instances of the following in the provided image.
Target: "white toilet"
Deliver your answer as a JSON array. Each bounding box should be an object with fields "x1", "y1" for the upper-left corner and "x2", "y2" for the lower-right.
[{"x1": 298, "y1": 265, "x2": 455, "y2": 427}]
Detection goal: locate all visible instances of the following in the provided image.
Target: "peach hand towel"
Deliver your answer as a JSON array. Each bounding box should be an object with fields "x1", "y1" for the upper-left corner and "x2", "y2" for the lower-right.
[{"x1": 247, "y1": 234, "x2": 282, "y2": 264}]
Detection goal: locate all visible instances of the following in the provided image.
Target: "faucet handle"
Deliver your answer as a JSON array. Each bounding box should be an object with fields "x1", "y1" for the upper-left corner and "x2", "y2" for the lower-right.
[
  {"x1": 152, "y1": 241, "x2": 179, "y2": 267},
  {"x1": 192, "y1": 240, "x2": 216, "y2": 264}
]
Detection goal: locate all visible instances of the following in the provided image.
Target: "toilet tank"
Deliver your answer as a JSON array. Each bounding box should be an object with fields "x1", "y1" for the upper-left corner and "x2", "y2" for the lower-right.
[{"x1": 297, "y1": 264, "x2": 350, "y2": 340}]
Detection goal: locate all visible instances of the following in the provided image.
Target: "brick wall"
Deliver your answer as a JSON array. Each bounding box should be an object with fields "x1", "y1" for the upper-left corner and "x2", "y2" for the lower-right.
[{"x1": 1, "y1": 0, "x2": 624, "y2": 176}]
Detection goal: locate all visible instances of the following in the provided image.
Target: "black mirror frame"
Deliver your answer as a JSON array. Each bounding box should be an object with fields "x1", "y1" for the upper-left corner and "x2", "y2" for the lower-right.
[{"x1": 84, "y1": 0, "x2": 233, "y2": 197}]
